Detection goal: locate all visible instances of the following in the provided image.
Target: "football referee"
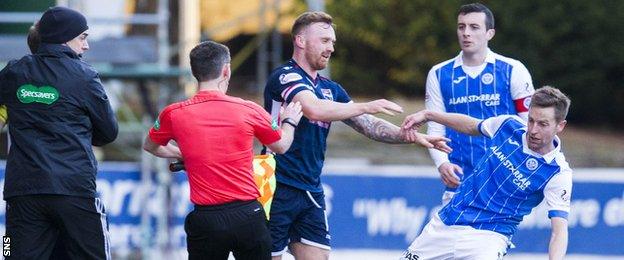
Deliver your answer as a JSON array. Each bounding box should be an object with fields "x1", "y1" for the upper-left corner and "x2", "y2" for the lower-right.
[{"x1": 144, "y1": 41, "x2": 302, "y2": 260}]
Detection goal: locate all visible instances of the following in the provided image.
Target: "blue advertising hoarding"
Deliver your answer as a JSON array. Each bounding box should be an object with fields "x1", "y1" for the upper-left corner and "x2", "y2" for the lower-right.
[
  {"x1": 320, "y1": 166, "x2": 624, "y2": 255},
  {"x1": 0, "y1": 163, "x2": 622, "y2": 256}
]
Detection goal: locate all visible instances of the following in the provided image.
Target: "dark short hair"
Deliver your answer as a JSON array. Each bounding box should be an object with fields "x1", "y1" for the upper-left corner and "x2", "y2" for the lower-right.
[
  {"x1": 189, "y1": 41, "x2": 231, "y2": 82},
  {"x1": 291, "y1": 11, "x2": 333, "y2": 40},
  {"x1": 458, "y1": 3, "x2": 495, "y2": 30},
  {"x1": 27, "y1": 21, "x2": 40, "y2": 54},
  {"x1": 530, "y1": 86, "x2": 571, "y2": 122}
]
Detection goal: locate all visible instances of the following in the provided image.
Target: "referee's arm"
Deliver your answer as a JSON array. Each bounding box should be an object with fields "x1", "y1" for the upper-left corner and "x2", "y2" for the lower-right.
[{"x1": 143, "y1": 136, "x2": 182, "y2": 159}]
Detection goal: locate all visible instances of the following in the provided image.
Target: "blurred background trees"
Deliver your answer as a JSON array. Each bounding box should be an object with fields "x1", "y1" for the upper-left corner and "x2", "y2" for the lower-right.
[{"x1": 326, "y1": 0, "x2": 624, "y2": 127}]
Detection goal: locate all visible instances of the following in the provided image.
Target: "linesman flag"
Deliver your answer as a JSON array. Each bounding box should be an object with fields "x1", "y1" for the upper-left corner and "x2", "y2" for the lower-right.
[{"x1": 253, "y1": 154, "x2": 277, "y2": 220}]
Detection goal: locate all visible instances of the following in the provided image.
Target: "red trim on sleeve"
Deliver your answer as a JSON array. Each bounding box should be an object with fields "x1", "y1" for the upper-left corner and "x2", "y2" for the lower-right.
[{"x1": 514, "y1": 96, "x2": 531, "y2": 113}]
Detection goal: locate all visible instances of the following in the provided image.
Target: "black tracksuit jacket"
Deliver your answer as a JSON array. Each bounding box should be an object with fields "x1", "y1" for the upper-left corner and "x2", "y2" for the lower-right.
[{"x1": 0, "y1": 43, "x2": 118, "y2": 199}]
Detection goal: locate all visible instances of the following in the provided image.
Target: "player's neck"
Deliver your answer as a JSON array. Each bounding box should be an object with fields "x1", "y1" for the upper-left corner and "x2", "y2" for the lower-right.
[
  {"x1": 462, "y1": 49, "x2": 487, "y2": 66},
  {"x1": 292, "y1": 54, "x2": 318, "y2": 79},
  {"x1": 198, "y1": 80, "x2": 227, "y2": 94}
]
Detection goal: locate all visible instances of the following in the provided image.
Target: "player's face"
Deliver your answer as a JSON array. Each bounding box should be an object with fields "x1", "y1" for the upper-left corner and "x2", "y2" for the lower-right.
[
  {"x1": 302, "y1": 22, "x2": 336, "y2": 71},
  {"x1": 457, "y1": 12, "x2": 494, "y2": 55},
  {"x1": 526, "y1": 106, "x2": 566, "y2": 154},
  {"x1": 66, "y1": 31, "x2": 90, "y2": 55}
]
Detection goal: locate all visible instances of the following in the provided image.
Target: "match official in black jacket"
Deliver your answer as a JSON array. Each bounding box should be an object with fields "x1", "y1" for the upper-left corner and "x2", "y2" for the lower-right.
[{"x1": 0, "y1": 6, "x2": 118, "y2": 259}]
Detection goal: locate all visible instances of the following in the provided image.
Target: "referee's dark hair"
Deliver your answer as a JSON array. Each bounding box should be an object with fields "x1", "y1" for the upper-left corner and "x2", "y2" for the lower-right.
[
  {"x1": 458, "y1": 3, "x2": 495, "y2": 30},
  {"x1": 189, "y1": 41, "x2": 231, "y2": 82}
]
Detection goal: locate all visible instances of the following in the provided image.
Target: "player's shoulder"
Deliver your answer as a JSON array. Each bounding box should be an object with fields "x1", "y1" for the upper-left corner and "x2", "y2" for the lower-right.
[
  {"x1": 269, "y1": 60, "x2": 305, "y2": 82},
  {"x1": 490, "y1": 114, "x2": 525, "y2": 127},
  {"x1": 553, "y1": 149, "x2": 573, "y2": 176},
  {"x1": 159, "y1": 101, "x2": 184, "y2": 116},
  {"x1": 1, "y1": 56, "x2": 33, "y2": 75},
  {"x1": 220, "y1": 95, "x2": 267, "y2": 114},
  {"x1": 481, "y1": 114, "x2": 526, "y2": 137}
]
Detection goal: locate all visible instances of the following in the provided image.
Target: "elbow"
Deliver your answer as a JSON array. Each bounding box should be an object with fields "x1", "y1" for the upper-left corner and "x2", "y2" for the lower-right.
[
  {"x1": 272, "y1": 145, "x2": 288, "y2": 154},
  {"x1": 92, "y1": 123, "x2": 119, "y2": 146},
  {"x1": 103, "y1": 128, "x2": 119, "y2": 145},
  {"x1": 302, "y1": 105, "x2": 326, "y2": 121},
  {"x1": 303, "y1": 110, "x2": 321, "y2": 121},
  {"x1": 108, "y1": 123, "x2": 120, "y2": 142},
  {"x1": 268, "y1": 141, "x2": 291, "y2": 154},
  {"x1": 142, "y1": 142, "x2": 152, "y2": 153},
  {"x1": 142, "y1": 139, "x2": 158, "y2": 155}
]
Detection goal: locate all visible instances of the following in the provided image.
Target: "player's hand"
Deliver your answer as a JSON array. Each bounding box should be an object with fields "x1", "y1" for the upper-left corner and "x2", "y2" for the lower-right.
[
  {"x1": 281, "y1": 101, "x2": 303, "y2": 124},
  {"x1": 438, "y1": 162, "x2": 463, "y2": 188},
  {"x1": 401, "y1": 110, "x2": 429, "y2": 130},
  {"x1": 363, "y1": 99, "x2": 404, "y2": 116},
  {"x1": 403, "y1": 130, "x2": 452, "y2": 153}
]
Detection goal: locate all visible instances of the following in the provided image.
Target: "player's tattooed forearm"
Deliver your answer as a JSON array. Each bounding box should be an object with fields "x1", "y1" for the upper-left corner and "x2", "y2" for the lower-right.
[{"x1": 343, "y1": 114, "x2": 404, "y2": 144}]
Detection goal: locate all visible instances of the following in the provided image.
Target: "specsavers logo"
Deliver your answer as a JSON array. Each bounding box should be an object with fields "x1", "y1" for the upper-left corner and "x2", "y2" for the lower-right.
[{"x1": 17, "y1": 84, "x2": 59, "y2": 105}]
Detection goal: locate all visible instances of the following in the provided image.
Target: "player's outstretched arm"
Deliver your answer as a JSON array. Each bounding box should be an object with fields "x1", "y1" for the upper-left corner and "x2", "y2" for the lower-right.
[
  {"x1": 548, "y1": 217, "x2": 569, "y2": 260},
  {"x1": 342, "y1": 114, "x2": 407, "y2": 143},
  {"x1": 142, "y1": 136, "x2": 182, "y2": 159},
  {"x1": 293, "y1": 91, "x2": 403, "y2": 122},
  {"x1": 402, "y1": 110, "x2": 481, "y2": 136},
  {"x1": 265, "y1": 102, "x2": 303, "y2": 154},
  {"x1": 342, "y1": 114, "x2": 451, "y2": 152}
]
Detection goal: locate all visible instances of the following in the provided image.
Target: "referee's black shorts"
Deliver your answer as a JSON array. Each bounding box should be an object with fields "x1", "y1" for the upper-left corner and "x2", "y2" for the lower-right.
[
  {"x1": 4, "y1": 195, "x2": 110, "y2": 259},
  {"x1": 185, "y1": 200, "x2": 271, "y2": 260}
]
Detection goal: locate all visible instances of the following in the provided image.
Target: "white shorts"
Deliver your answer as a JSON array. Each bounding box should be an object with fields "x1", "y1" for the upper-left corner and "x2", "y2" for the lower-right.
[
  {"x1": 400, "y1": 214, "x2": 508, "y2": 260},
  {"x1": 441, "y1": 191, "x2": 456, "y2": 206}
]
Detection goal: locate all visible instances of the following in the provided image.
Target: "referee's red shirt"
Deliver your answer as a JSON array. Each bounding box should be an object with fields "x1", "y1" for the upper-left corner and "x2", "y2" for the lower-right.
[{"x1": 149, "y1": 90, "x2": 281, "y2": 205}]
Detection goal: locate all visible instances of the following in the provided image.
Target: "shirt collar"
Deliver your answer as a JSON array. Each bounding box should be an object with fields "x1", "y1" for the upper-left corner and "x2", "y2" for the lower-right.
[
  {"x1": 195, "y1": 90, "x2": 225, "y2": 97},
  {"x1": 37, "y1": 43, "x2": 81, "y2": 59},
  {"x1": 453, "y1": 48, "x2": 496, "y2": 68},
  {"x1": 521, "y1": 132, "x2": 562, "y2": 164},
  {"x1": 289, "y1": 59, "x2": 319, "y2": 85}
]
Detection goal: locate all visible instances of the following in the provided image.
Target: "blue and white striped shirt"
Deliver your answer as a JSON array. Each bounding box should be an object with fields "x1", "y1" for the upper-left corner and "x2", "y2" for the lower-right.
[
  {"x1": 426, "y1": 49, "x2": 534, "y2": 185},
  {"x1": 438, "y1": 115, "x2": 572, "y2": 237}
]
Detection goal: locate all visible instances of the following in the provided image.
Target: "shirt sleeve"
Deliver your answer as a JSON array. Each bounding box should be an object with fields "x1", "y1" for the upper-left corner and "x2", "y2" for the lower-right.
[
  {"x1": 148, "y1": 107, "x2": 175, "y2": 146},
  {"x1": 477, "y1": 115, "x2": 520, "y2": 138},
  {"x1": 510, "y1": 61, "x2": 535, "y2": 117},
  {"x1": 270, "y1": 71, "x2": 315, "y2": 103},
  {"x1": 83, "y1": 75, "x2": 119, "y2": 146},
  {"x1": 251, "y1": 105, "x2": 282, "y2": 145},
  {"x1": 424, "y1": 67, "x2": 449, "y2": 167},
  {"x1": 333, "y1": 83, "x2": 352, "y2": 103},
  {"x1": 543, "y1": 169, "x2": 573, "y2": 219}
]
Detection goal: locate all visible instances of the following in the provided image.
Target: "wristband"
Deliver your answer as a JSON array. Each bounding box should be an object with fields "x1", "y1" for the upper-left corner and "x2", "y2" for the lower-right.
[{"x1": 281, "y1": 118, "x2": 298, "y2": 128}]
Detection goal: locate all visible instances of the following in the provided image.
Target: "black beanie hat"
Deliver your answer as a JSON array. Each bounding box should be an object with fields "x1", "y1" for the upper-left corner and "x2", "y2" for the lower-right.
[{"x1": 39, "y1": 6, "x2": 89, "y2": 44}]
